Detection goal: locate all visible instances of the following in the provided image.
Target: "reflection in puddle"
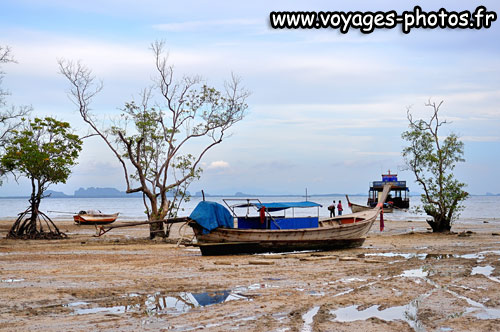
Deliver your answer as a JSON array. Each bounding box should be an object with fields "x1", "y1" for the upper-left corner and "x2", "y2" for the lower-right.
[
  {"x1": 364, "y1": 250, "x2": 500, "y2": 262},
  {"x1": 425, "y1": 254, "x2": 455, "y2": 260},
  {"x1": 64, "y1": 284, "x2": 277, "y2": 316},
  {"x1": 330, "y1": 300, "x2": 424, "y2": 331}
]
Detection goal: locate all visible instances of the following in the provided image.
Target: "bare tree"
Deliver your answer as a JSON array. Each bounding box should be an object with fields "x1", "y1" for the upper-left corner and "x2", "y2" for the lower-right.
[
  {"x1": 0, "y1": 45, "x2": 32, "y2": 183},
  {"x1": 59, "y1": 41, "x2": 249, "y2": 238}
]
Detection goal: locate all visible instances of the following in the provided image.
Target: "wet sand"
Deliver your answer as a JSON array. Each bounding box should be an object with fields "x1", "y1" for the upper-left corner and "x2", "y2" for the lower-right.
[{"x1": 1, "y1": 217, "x2": 499, "y2": 331}]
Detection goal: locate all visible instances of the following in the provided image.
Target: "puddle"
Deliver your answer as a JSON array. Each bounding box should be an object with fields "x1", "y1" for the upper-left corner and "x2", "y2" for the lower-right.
[
  {"x1": 237, "y1": 283, "x2": 278, "y2": 291},
  {"x1": 471, "y1": 265, "x2": 500, "y2": 283},
  {"x1": 459, "y1": 250, "x2": 500, "y2": 262},
  {"x1": 444, "y1": 287, "x2": 500, "y2": 320},
  {"x1": 365, "y1": 252, "x2": 427, "y2": 260},
  {"x1": 64, "y1": 290, "x2": 247, "y2": 316},
  {"x1": 330, "y1": 300, "x2": 424, "y2": 331},
  {"x1": 308, "y1": 290, "x2": 325, "y2": 296},
  {"x1": 466, "y1": 306, "x2": 500, "y2": 320},
  {"x1": 272, "y1": 311, "x2": 288, "y2": 322},
  {"x1": 424, "y1": 254, "x2": 455, "y2": 260},
  {"x1": 66, "y1": 302, "x2": 126, "y2": 315},
  {"x1": 471, "y1": 265, "x2": 494, "y2": 277},
  {"x1": 364, "y1": 250, "x2": 500, "y2": 262},
  {"x1": 400, "y1": 268, "x2": 429, "y2": 278},
  {"x1": 301, "y1": 306, "x2": 320, "y2": 332},
  {"x1": 1, "y1": 278, "x2": 25, "y2": 283},
  {"x1": 64, "y1": 283, "x2": 279, "y2": 316},
  {"x1": 332, "y1": 288, "x2": 354, "y2": 297},
  {"x1": 337, "y1": 277, "x2": 366, "y2": 283}
]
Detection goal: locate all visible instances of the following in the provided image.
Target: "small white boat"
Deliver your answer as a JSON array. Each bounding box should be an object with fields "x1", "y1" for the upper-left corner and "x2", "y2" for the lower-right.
[{"x1": 73, "y1": 210, "x2": 119, "y2": 225}]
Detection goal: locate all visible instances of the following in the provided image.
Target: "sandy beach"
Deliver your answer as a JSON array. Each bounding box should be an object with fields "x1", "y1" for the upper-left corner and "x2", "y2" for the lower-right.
[{"x1": 1, "y1": 217, "x2": 499, "y2": 331}]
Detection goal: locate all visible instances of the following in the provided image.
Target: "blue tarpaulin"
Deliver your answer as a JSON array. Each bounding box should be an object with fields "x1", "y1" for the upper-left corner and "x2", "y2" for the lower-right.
[
  {"x1": 189, "y1": 201, "x2": 234, "y2": 234},
  {"x1": 253, "y1": 201, "x2": 322, "y2": 212}
]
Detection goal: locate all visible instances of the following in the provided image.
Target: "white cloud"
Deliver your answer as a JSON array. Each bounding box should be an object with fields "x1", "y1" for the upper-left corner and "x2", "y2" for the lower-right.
[
  {"x1": 461, "y1": 136, "x2": 500, "y2": 142},
  {"x1": 206, "y1": 160, "x2": 230, "y2": 169}
]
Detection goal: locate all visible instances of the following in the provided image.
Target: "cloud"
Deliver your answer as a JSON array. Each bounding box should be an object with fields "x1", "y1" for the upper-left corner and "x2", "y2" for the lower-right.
[
  {"x1": 461, "y1": 136, "x2": 500, "y2": 142},
  {"x1": 206, "y1": 160, "x2": 230, "y2": 169}
]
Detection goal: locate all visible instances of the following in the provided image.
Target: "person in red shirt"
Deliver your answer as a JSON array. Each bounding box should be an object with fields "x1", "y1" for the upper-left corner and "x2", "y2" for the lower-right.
[{"x1": 337, "y1": 200, "x2": 343, "y2": 216}]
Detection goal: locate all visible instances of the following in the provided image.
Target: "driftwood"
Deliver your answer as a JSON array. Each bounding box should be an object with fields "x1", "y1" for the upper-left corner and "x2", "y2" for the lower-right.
[{"x1": 94, "y1": 217, "x2": 191, "y2": 237}]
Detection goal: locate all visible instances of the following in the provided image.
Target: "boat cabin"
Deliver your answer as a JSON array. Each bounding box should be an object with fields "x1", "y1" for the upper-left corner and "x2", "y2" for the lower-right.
[
  {"x1": 223, "y1": 199, "x2": 322, "y2": 230},
  {"x1": 367, "y1": 171, "x2": 410, "y2": 209}
]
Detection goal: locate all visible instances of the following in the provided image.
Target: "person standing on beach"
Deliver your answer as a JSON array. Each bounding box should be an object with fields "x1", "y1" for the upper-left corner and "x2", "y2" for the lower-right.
[
  {"x1": 337, "y1": 200, "x2": 343, "y2": 216},
  {"x1": 328, "y1": 200, "x2": 336, "y2": 217}
]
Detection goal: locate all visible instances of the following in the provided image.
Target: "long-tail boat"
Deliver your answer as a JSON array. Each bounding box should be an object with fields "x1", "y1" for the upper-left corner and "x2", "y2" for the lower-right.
[
  {"x1": 73, "y1": 211, "x2": 119, "y2": 225},
  {"x1": 345, "y1": 194, "x2": 393, "y2": 213},
  {"x1": 188, "y1": 185, "x2": 391, "y2": 255}
]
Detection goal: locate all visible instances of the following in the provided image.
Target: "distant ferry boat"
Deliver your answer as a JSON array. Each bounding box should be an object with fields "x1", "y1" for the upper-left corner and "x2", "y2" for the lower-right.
[{"x1": 367, "y1": 171, "x2": 410, "y2": 209}]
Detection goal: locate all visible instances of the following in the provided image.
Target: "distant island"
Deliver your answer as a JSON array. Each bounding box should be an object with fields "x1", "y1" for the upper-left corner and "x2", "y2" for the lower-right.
[
  {"x1": 0, "y1": 187, "x2": 494, "y2": 199},
  {"x1": 4, "y1": 188, "x2": 364, "y2": 199},
  {"x1": 41, "y1": 187, "x2": 191, "y2": 198},
  {"x1": 43, "y1": 187, "x2": 143, "y2": 198}
]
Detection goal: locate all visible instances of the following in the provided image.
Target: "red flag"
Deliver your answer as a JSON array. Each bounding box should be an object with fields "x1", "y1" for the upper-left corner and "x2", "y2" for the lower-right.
[
  {"x1": 260, "y1": 207, "x2": 266, "y2": 224},
  {"x1": 380, "y1": 209, "x2": 384, "y2": 231}
]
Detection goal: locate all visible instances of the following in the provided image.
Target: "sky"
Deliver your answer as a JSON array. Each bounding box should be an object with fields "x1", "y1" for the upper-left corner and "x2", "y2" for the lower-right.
[{"x1": 0, "y1": 0, "x2": 499, "y2": 196}]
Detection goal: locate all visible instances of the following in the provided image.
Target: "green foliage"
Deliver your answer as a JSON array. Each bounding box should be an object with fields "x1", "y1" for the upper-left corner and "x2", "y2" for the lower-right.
[
  {"x1": 1, "y1": 117, "x2": 82, "y2": 190},
  {"x1": 402, "y1": 101, "x2": 468, "y2": 232}
]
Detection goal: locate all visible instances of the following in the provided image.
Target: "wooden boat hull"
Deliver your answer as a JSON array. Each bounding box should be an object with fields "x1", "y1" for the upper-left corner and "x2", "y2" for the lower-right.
[
  {"x1": 73, "y1": 213, "x2": 119, "y2": 225},
  {"x1": 350, "y1": 203, "x2": 393, "y2": 214},
  {"x1": 191, "y1": 213, "x2": 377, "y2": 256},
  {"x1": 346, "y1": 194, "x2": 393, "y2": 213},
  {"x1": 190, "y1": 185, "x2": 391, "y2": 256}
]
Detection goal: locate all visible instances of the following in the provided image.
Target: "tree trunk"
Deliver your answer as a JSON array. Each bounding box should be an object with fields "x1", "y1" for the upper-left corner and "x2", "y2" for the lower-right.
[
  {"x1": 148, "y1": 198, "x2": 170, "y2": 239},
  {"x1": 7, "y1": 179, "x2": 66, "y2": 239},
  {"x1": 426, "y1": 216, "x2": 452, "y2": 232},
  {"x1": 27, "y1": 179, "x2": 41, "y2": 236},
  {"x1": 149, "y1": 217, "x2": 165, "y2": 239}
]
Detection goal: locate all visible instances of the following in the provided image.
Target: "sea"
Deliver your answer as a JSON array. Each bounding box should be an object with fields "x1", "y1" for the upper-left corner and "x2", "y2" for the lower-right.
[{"x1": 0, "y1": 195, "x2": 498, "y2": 224}]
